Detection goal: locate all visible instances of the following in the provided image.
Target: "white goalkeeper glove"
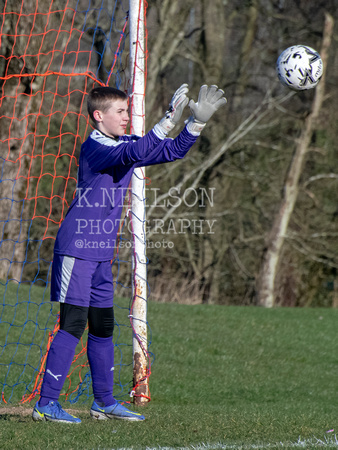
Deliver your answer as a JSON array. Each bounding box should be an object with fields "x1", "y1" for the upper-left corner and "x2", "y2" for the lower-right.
[
  {"x1": 155, "y1": 83, "x2": 189, "y2": 136},
  {"x1": 186, "y1": 85, "x2": 227, "y2": 135}
]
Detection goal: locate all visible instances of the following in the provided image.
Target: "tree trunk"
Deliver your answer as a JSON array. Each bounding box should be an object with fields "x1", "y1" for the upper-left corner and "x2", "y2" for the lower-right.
[
  {"x1": 233, "y1": 0, "x2": 258, "y2": 108},
  {"x1": 0, "y1": 0, "x2": 56, "y2": 281},
  {"x1": 202, "y1": 0, "x2": 225, "y2": 84},
  {"x1": 0, "y1": 11, "x2": 37, "y2": 281}
]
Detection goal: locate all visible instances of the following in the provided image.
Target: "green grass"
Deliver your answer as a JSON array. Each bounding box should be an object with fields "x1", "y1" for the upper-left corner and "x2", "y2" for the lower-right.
[
  {"x1": 2, "y1": 287, "x2": 338, "y2": 448},
  {"x1": 0, "y1": 281, "x2": 134, "y2": 403}
]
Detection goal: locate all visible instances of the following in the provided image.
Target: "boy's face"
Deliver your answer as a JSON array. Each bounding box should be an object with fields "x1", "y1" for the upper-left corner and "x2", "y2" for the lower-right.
[{"x1": 93, "y1": 99, "x2": 129, "y2": 138}]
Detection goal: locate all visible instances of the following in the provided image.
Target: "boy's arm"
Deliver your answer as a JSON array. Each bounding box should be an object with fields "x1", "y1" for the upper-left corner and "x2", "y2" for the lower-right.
[{"x1": 135, "y1": 125, "x2": 198, "y2": 168}]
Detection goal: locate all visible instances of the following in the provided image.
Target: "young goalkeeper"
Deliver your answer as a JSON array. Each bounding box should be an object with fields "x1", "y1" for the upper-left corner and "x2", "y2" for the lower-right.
[{"x1": 32, "y1": 83, "x2": 227, "y2": 424}]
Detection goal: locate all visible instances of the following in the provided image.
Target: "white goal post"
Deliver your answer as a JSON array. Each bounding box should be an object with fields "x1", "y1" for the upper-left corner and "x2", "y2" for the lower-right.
[{"x1": 129, "y1": 0, "x2": 150, "y2": 405}]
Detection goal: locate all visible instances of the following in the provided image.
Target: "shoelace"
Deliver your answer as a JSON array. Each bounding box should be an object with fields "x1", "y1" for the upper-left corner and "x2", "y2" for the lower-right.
[{"x1": 50, "y1": 401, "x2": 64, "y2": 416}]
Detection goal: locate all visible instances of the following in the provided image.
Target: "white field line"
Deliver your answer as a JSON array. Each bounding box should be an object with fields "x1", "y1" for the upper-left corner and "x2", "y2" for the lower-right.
[{"x1": 144, "y1": 434, "x2": 338, "y2": 449}]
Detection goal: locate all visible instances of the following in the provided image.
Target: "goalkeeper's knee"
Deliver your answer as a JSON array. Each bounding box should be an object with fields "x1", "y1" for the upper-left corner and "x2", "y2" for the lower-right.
[
  {"x1": 88, "y1": 306, "x2": 115, "y2": 338},
  {"x1": 59, "y1": 303, "x2": 88, "y2": 339}
]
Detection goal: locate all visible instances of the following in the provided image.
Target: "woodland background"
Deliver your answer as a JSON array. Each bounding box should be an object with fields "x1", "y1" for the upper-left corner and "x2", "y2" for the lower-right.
[
  {"x1": 1, "y1": 0, "x2": 338, "y2": 307},
  {"x1": 144, "y1": 0, "x2": 338, "y2": 307}
]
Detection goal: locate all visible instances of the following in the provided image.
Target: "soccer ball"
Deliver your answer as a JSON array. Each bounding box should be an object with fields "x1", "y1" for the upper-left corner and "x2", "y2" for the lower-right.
[{"x1": 276, "y1": 45, "x2": 323, "y2": 91}]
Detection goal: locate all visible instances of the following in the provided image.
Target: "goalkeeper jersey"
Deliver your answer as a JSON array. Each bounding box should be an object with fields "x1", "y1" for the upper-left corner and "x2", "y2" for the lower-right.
[{"x1": 54, "y1": 126, "x2": 198, "y2": 261}]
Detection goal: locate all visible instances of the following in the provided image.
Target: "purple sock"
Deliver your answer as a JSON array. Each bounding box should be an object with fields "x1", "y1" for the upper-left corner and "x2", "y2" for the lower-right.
[
  {"x1": 39, "y1": 329, "x2": 79, "y2": 406},
  {"x1": 87, "y1": 333, "x2": 116, "y2": 407}
]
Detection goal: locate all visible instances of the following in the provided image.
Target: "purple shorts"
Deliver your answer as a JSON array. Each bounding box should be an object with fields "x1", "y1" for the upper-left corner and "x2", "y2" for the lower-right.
[{"x1": 50, "y1": 254, "x2": 114, "y2": 308}]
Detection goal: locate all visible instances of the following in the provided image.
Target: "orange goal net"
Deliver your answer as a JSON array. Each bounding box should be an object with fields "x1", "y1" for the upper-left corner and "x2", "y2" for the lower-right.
[{"x1": 0, "y1": 0, "x2": 151, "y2": 405}]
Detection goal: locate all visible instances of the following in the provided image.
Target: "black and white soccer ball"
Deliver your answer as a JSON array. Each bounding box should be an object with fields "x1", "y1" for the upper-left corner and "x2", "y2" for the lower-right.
[{"x1": 276, "y1": 45, "x2": 323, "y2": 91}]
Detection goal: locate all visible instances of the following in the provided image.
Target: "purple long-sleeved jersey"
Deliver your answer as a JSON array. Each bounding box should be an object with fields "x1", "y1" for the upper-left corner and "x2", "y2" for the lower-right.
[{"x1": 53, "y1": 126, "x2": 198, "y2": 261}]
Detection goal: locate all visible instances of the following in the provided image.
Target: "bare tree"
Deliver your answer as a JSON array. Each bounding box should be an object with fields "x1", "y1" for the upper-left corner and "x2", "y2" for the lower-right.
[
  {"x1": 256, "y1": 13, "x2": 334, "y2": 307},
  {"x1": 0, "y1": 0, "x2": 44, "y2": 280}
]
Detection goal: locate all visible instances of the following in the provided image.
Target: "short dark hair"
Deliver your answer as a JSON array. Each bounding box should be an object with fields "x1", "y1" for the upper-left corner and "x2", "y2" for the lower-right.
[{"x1": 87, "y1": 86, "x2": 128, "y2": 123}]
